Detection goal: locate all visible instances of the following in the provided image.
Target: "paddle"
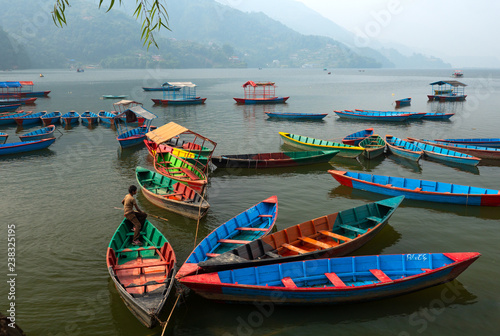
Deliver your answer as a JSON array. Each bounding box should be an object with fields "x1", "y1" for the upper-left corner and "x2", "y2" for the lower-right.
[{"x1": 112, "y1": 207, "x2": 168, "y2": 222}]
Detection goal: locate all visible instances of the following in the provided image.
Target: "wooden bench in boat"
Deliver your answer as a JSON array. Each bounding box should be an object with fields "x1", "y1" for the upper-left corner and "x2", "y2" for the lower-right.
[
  {"x1": 258, "y1": 214, "x2": 273, "y2": 217},
  {"x1": 319, "y1": 230, "x2": 352, "y2": 242},
  {"x1": 366, "y1": 216, "x2": 382, "y2": 222},
  {"x1": 370, "y1": 269, "x2": 392, "y2": 282},
  {"x1": 325, "y1": 272, "x2": 347, "y2": 288},
  {"x1": 298, "y1": 237, "x2": 333, "y2": 249},
  {"x1": 281, "y1": 277, "x2": 297, "y2": 288},
  {"x1": 117, "y1": 246, "x2": 157, "y2": 253},
  {"x1": 124, "y1": 278, "x2": 169, "y2": 288},
  {"x1": 235, "y1": 227, "x2": 268, "y2": 232},
  {"x1": 218, "y1": 239, "x2": 252, "y2": 245},
  {"x1": 179, "y1": 167, "x2": 200, "y2": 180},
  {"x1": 113, "y1": 260, "x2": 171, "y2": 271},
  {"x1": 338, "y1": 224, "x2": 367, "y2": 235},
  {"x1": 282, "y1": 243, "x2": 308, "y2": 254}
]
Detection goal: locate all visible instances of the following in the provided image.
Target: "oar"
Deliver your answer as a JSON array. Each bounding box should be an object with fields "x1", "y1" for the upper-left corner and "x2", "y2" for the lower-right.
[{"x1": 112, "y1": 207, "x2": 168, "y2": 222}]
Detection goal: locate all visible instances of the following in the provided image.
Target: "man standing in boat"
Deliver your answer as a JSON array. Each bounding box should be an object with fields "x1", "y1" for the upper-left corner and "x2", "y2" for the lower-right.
[{"x1": 122, "y1": 185, "x2": 147, "y2": 245}]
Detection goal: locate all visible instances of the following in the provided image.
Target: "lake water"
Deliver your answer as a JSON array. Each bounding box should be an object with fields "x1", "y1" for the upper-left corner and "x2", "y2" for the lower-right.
[{"x1": 1, "y1": 68, "x2": 499, "y2": 335}]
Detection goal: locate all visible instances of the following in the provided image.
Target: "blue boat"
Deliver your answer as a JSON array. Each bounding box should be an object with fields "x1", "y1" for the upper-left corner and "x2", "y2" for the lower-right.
[
  {"x1": 0, "y1": 138, "x2": 56, "y2": 156},
  {"x1": 40, "y1": 111, "x2": 62, "y2": 126},
  {"x1": 18, "y1": 125, "x2": 56, "y2": 142},
  {"x1": 334, "y1": 110, "x2": 411, "y2": 121},
  {"x1": 80, "y1": 111, "x2": 99, "y2": 125},
  {"x1": 176, "y1": 196, "x2": 278, "y2": 279},
  {"x1": 97, "y1": 110, "x2": 117, "y2": 124},
  {"x1": 0, "y1": 104, "x2": 21, "y2": 112},
  {"x1": 342, "y1": 128, "x2": 374, "y2": 145},
  {"x1": 0, "y1": 111, "x2": 30, "y2": 125},
  {"x1": 407, "y1": 138, "x2": 481, "y2": 166},
  {"x1": 395, "y1": 97, "x2": 411, "y2": 107},
  {"x1": 115, "y1": 106, "x2": 158, "y2": 148},
  {"x1": 0, "y1": 132, "x2": 7, "y2": 144},
  {"x1": 14, "y1": 111, "x2": 47, "y2": 126},
  {"x1": 428, "y1": 81, "x2": 467, "y2": 101},
  {"x1": 355, "y1": 109, "x2": 425, "y2": 119},
  {"x1": 420, "y1": 113, "x2": 454, "y2": 120},
  {"x1": 265, "y1": 112, "x2": 327, "y2": 120},
  {"x1": 385, "y1": 135, "x2": 423, "y2": 161},
  {"x1": 151, "y1": 82, "x2": 206, "y2": 105},
  {"x1": 61, "y1": 111, "x2": 80, "y2": 124},
  {"x1": 413, "y1": 139, "x2": 500, "y2": 160},
  {"x1": 328, "y1": 170, "x2": 500, "y2": 206},
  {"x1": 142, "y1": 82, "x2": 182, "y2": 91},
  {"x1": 435, "y1": 138, "x2": 500, "y2": 148},
  {"x1": 179, "y1": 252, "x2": 480, "y2": 304}
]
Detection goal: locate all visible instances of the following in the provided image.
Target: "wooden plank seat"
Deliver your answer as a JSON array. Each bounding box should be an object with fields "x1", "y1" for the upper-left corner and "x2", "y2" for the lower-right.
[
  {"x1": 319, "y1": 230, "x2": 352, "y2": 242},
  {"x1": 298, "y1": 236, "x2": 333, "y2": 249},
  {"x1": 179, "y1": 167, "x2": 200, "y2": 180},
  {"x1": 325, "y1": 272, "x2": 347, "y2": 287},
  {"x1": 218, "y1": 239, "x2": 252, "y2": 245},
  {"x1": 338, "y1": 224, "x2": 367, "y2": 235},
  {"x1": 113, "y1": 260, "x2": 171, "y2": 271},
  {"x1": 370, "y1": 269, "x2": 392, "y2": 282},
  {"x1": 124, "y1": 278, "x2": 169, "y2": 288},
  {"x1": 258, "y1": 214, "x2": 273, "y2": 218},
  {"x1": 282, "y1": 243, "x2": 308, "y2": 254},
  {"x1": 281, "y1": 277, "x2": 298, "y2": 288},
  {"x1": 117, "y1": 246, "x2": 157, "y2": 253},
  {"x1": 366, "y1": 216, "x2": 382, "y2": 222},
  {"x1": 235, "y1": 227, "x2": 268, "y2": 232},
  {"x1": 205, "y1": 253, "x2": 220, "y2": 258}
]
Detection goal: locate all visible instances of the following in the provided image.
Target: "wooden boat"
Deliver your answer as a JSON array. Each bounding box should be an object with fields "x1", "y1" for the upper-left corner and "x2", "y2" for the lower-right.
[
  {"x1": 152, "y1": 97, "x2": 207, "y2": 105},
  {"x1": 328, "y1": 170, "x2": 500, "y2": 206},
  {"x1": 198, "y1": 196, "x2": 404, "y2": 273},
  {"x1": 18, "y1": 125, "x2": 56, "y2": 142},
  {"x1": 0, "y1": 132, "x2": 7, "y2": 144},
  {"x1": 0, "y1": 104, "x2": 21, "y2": 112},
  {"x1": 452, "y1": 70, "x2": 464, "y2": 78},
  {"x1": 1, "y1": 81, "x2": 51, "y2": 97},
  {"x1": 157, "y1": 137, "x2": 213, "y2": 156},
  {"x1": 14, "y1": 111, "x2": 47, "y2": 126},
  {"x1": 179, "y1": 252, "x2": 480, "y2": 305},
  {"x1": 407, "y1": 137, "x2": 481, "y2": 166},
  {"x1": 40, "y1": 111, "x2": 62, "y2": 126},
  {"x1": 435, "y1": 138, "x2": 500, "y2": 148},
  {"x1": 0, "y1": 97, "x2": 37, "y2": 105},
  {"x1": 265, "y1": 112, "x2": 327, "y2": 120},
  {"x1": 151, "y1": 82, "x2": 206, "y2": 105},
  {"x1": 118, "y1": 125, "x2": 157, "y2": 148},
  {"x1": 106, "y1": 218, "x2": 177, "y2": 328},
  {"x1": 355, "y1": 109, "x2": 425, "y2": 120},
  {"x1": 279, "y1": 132, "x2": 364, "y2": 158},
  {"x1": 210, "y1": 150, "x2": 340, "y2": 168},
  {"x1": 154, "y1": 151, "x2": 208, "y2": 193},
  {"x1": 60, "y1": 111, "x2": 80, "y2": 124},
  {"x1": 176, "y1": 196, "x2": 278, "y2": 279},
  {"x1": 395, "y1": 97, "x2": 411, "y2": 107},
  {"x1": 427, "y1": 80, "x2": 467, "y2": 101},
  {"x1": 410, "y1": 138, "x2": 500, "y2": 160},
  {"x1": 234, "y1": 81, "x2": 289, "y2": 104},
  {"x1": 102, "y1": 95, "x2": 128, "y2": 99},
  {"x1": 420, "y1": 113, "x2": 454, "y2": 120},
  {"x1": 98, "y1": 111, "x2": 117, "y2": 124},
  {"x1": 144, "y1": 139, "x2": 209, "y2": 167},
  {"x1": 80, "y1": 111, "x2": 99, "y2": 125},
  {"x1": 385, "y1": 135, "x2": 423, "y2": 161},
  {"x1": 0, "y1": 111, "x2": 30, "y2": 125},
  {"x1": 334, "y1": 110, "x2": 411, "y2": 121},
  {"x1": 359, "y1": 134, "x2": 386, "y2": 159},
  {"x1": 136, "y1": 166, "x2": 210, "y2": 220},
  {"x1": 142, "y1": 83, "x2": 181, "y2": 91},
  {"x1": 0, "y1": 138, "x2": 56, "y2": 156},
  {"x1": 342, "y1": 128, "x2": 374, "y2": 145}
]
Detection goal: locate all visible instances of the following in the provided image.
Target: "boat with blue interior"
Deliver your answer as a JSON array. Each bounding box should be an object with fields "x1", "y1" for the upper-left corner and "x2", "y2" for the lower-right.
[{"x1": 427, "y1": 80, "x2": 467, "y2": 101}]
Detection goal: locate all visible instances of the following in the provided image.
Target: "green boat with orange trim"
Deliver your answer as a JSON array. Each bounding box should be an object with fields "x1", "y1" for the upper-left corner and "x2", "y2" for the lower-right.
[{"x1": 279, "y1": 132, "x2": 364, "y2": 158}]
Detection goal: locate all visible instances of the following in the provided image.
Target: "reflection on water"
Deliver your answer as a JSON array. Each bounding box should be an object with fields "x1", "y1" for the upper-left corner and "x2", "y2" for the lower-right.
[
  {"x1": 357, "y1": 154, "x2": 386, "y2": 171},
  {"x1": 210, "y1": 161, "x2": 334, "y2": 178},
  {"x1": 387, "y1": 154, "x2": 423, "y2": 173},
  {"x1": 423, "y1": 156, "x2": 480, "y2": 175},
  {"x1": 329, "y1": 185, "x2": 500, "y2": 220}
]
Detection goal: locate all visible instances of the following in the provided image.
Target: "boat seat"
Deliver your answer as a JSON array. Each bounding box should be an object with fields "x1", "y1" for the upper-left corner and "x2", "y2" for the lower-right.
[
  {"x1": 319, "y1": 230, "x2": 351, "y2": 242},
  {"x1": 124, "y1": 278, "x2": 169, "y2": 288},
  {"x1": 370, "y1": 269, "x2": 392, "y2": 282},
  {"x1": 366, "y1": 216, "x2": 382, "y2": 222},
  {"x1": 117, "y1": 246, "x2": 157, "y2": 253},
  {"x1": 258, "y1": 214, "x2": 273, "y2": 218},
  {"x1": 325, "y1": 272, "x2": 347, "y2": 288},
  {"x1": 235, "y1": 227, "x2": 268, "y2": 232},
  {"x1": 179, "y1": 167, "x2": 199, "y2": 180},
  {"x1": 113, "y1": 260, "x2": 171, "y2": 271},
  {"x1": 282, "y1": 243, "x2": 308, "y2": 254},
  {"x1": 281, "y1": 277, "x2": 297, "y2": 288},
  {"x1": 205, "y1": 253, "x2": 220, "y2": 258},
  {"x1": 218, "y1": 239, "x2": 252, "y2": 245},
  {"x1": 298, "y1": 237, "x2": 332, "y2": 249},
  {"x1": 338, "y1": 224, "x2": 367, "y2": 235}
]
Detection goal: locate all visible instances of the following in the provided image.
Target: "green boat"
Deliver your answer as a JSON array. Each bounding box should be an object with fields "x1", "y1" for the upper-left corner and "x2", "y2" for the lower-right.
[
  {"x1": 136, "y1": 166, "x2": 210, "y2": 219},
  {"x1": 155, "y1": 151, "x2": 208, "y2": 194},
  {"x1": 359, "y1": 134, "x2": 387, "y2": 159},
  {"x1": 106, "y1": 218, "x2": 177, "y2": 328},
  {"x1": 279, "y1": 132, "x2": 364, "y2": 158}
]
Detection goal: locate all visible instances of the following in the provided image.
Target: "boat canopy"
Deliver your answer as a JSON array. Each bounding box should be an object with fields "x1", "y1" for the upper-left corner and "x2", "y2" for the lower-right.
[
  {"x1": 242, "y1": 81, "x2": 276, "y2": 87},
  {"x1": 163, "y1": 82, "x2": 197, "y2": 88},
  {"x1": 0, "y1": 82, "x2": 22, "y2": 88},
  {"x1": 115, "y1": 106, "x2": 157, "y2": 121},
  {"x1": 18, "y1": 81, "x2": 34, "y2": 86},
  {"x1": 146, "y1": 121, "x2": 217, "y2": 147},
  {"x1": 429, "y1": 80, "x2": 467, "y2": 87}
]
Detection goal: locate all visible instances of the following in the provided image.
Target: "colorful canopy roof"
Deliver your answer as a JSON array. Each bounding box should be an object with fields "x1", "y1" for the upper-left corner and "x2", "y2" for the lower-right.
[
  {"x1": 429, "y1": 80, "x2": 467, "y2": 87},
  {"x1": 0, "y1": 82, "x2": 22, "y2": 88},
  {"x1": 146, "y1": 121, "x2": 217, "y2": 147},
  {"x1": 163, "y1": 82, "x2": 197, "y2": 88},
  {"x1": 242, "y1": 81, "x2": 276, "y2": 87}
]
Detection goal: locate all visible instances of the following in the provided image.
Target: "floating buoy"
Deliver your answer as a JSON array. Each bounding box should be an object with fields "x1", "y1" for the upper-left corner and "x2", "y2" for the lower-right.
[{"x1": 39, "y1": 74, "x2": 44, "y2": 77}]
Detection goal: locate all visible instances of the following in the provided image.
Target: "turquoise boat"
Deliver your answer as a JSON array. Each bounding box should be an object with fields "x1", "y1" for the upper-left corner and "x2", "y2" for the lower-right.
[
  {"x1": 407, "y1": 137, "x2": 481, "y2": 166},
  {"x1": 385, "y1": 135, "x2": 423, "y2": 161}
]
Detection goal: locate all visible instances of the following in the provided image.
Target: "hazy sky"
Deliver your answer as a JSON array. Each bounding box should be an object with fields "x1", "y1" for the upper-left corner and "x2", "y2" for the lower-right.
[{"x1": 295, "y1": 0, "x2": 500, "y2": 67}]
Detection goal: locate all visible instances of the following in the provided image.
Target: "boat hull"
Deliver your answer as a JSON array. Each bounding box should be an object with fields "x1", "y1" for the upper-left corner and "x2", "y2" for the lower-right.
[
  {"x1": 385, "y1": 135, "x2": 423, "y2": 161},
  {"x1": 419, "y1": 140, "x2": 500, "y2": 160},
  {"x1": 233, "y1": 97, "x2": 289, "y2": 104},
  {"x1": 19, "y1": 125, "x2": 56, "y2": 142},
  {"x1": 210, "y1": 151, "x2": 339, "y2": 168},
  {"x1": 0, "y1": 138, "x2": 55, "y2": 155},
  {"x1": 279, "y1": 132, "x2": 363, "y2": 158},
  {"x1": 427, "y1": 95, "x2": 467, "y2": 101},
  {"x1": 334, "y1": 111, "x2": 410, "y2": 121},
  {"x1": 436, "y1": 138, "x2": 500, "y2": 148},
  {"x1": 265, "y1": 112, "x2": 326, "y2": 120},
  {"x1": 152, "y1": 98, "x2": 206, "y2": 105}
]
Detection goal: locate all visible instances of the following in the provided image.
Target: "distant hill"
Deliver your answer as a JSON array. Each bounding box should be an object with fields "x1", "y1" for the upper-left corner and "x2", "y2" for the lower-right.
[
  {"x1": 219, "y1": 0, "x2": 451, "y2": 69},
  {"x1": 0, "y1": 27, "x2": 31, "y2": 70},
  {"x1": 0, "y1": 0, "x2": 382, "y2": 69}
]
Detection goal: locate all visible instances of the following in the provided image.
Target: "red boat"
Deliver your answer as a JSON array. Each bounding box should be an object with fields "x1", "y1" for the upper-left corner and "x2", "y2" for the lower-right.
[{"x1": 233, "y1": 81, "x2": 289, "y2": 104}]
